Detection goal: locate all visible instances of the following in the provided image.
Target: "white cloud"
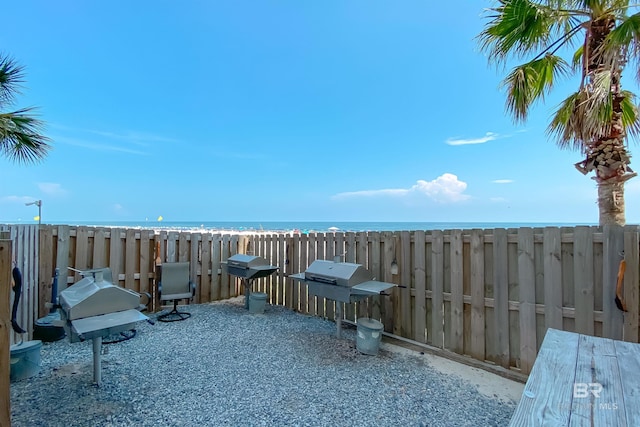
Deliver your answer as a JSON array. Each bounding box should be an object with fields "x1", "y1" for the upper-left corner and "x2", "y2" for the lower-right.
[
  {"x1": 333, "y1": 173, "x2": 470, "y2": 203},
  {"x1": 38, "y1": 182, "x2": 67, "y2": 196},
  {"x1": 446, "y1": 132, "x2": 499, "y2": 146},
  {"x1": 492, "y1": 179, "x2": 514, "y2": 184}
]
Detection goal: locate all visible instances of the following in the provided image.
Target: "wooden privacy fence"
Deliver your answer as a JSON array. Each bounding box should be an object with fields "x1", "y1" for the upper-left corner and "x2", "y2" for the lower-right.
[{"x1": 1, "y1": 224, "x2": 639, "y2": 377}]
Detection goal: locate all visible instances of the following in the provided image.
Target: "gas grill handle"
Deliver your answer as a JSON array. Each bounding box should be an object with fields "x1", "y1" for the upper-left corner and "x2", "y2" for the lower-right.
[{"x1": 308, "y1": 276, "x2": 337, "y2": 285}]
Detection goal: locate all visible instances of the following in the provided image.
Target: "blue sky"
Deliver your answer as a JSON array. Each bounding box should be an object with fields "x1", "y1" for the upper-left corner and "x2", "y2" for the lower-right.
[{"x1": 2, "y1": 1, "x2": 640, "y2": 225}]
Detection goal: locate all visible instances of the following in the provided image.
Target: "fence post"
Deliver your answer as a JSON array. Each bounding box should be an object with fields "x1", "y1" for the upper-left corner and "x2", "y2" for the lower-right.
[
  {"x1": 603, "y1": 225, "x2": 624, "y2": 340},
  {"x1": 1, "y1": 233, "x2": 12, "y2": 427}
]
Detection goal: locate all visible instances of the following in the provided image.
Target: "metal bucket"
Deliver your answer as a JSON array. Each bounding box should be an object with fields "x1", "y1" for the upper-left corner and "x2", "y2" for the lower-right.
[
  {"x1": 248, "y1": 292, "x2": 268, "y2": 314},
  {"x1": 10, "y1": 340, "x2": 42, "y2": 381},
  {"x1": 356, "y1": 318, "x2": 383, "y2": 355}
]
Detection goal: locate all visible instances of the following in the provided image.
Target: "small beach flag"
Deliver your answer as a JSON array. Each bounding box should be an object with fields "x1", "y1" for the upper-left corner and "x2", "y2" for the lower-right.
[
  {"x1": 33, "y1": 215, "x2": 40, "y2": 222},
  {"x1": 157, "y1": 215, "x2": 163, "y2": 222}
]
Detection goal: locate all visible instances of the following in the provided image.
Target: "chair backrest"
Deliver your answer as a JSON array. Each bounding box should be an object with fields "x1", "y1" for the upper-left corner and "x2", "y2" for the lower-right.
[{"x1": 159, "y1": 262, "x2": 192, "y2": 300}]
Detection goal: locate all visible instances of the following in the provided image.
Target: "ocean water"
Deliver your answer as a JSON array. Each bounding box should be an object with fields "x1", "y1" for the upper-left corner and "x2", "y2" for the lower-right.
[{"x1": 59, "y1": 220, "x2": 589, "y2": 233}]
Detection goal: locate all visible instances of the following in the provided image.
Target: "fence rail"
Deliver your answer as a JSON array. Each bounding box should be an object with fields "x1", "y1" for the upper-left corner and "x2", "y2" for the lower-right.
[{"x1": 2, "y1": 223, "x2": 639, "y2": 376}]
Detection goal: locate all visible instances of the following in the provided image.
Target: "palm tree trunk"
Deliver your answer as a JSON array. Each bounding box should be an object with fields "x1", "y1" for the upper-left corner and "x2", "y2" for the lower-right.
[{"x1": 598, "y1": 181, "x2": 625, "y2": 225}]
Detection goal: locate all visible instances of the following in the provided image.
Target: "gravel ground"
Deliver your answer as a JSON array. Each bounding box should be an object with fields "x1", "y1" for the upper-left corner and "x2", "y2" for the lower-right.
[{"x1": 11, "y1": 299, "x2": 517, "y2": 427}]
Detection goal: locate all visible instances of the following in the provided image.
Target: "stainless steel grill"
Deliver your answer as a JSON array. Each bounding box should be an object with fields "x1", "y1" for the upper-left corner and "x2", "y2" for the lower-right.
[
  {"x1": 290, "y1": 258, "x2": 396, "y2": 337},
  {"x1": 223, "y1": 254, "x2": 278, "y2": 308},
  {"x1": 54, "y1": 268, "x2": 149, "y2": 385}
]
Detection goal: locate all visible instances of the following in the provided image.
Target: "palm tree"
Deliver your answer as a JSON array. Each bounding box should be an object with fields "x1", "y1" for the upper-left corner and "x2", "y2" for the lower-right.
[
  {"x1": 0, "y1": 54, "x2": 50, "y2": 164},
  {"x1": 478, "y1": 0, "x2": 640, "y2": 225}
]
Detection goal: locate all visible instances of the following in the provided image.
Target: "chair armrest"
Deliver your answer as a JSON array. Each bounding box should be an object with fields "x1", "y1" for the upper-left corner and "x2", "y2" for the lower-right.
[{"x1": 190, "y1": 281, "x2": 196, "y2": 297}]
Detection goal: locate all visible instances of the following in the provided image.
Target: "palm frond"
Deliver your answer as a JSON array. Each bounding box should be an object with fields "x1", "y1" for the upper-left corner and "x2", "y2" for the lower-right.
[
  {"x1": 478, "y1": 0, "x2": 585, "y2": 65},
  {"x1": 0, "y1": 54, "x2": 25, "y2": 107},
  {"x1": 547, "y1": 70, "x2": 636, "y2": 150},
  {"x1": 0, "y1": 108, "x2": 51, "y2": 164},
  {"x1": 502, "y1": 54, "x2": 571, "y2": 122},
  {"x1": 602, "y1": 12, "x2": 640, "y2": 81},
  {"x1": 620, "y1": 89, "x2": 640, "y2": 139},
  {"x1": 548, "y1": 91, "x2": 585, "y2": 150}
]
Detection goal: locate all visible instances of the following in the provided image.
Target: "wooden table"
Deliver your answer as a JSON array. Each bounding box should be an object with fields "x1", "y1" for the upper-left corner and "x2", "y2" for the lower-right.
[{"x1": 509, "y1": 328, "x2": 640, "y2": 426}]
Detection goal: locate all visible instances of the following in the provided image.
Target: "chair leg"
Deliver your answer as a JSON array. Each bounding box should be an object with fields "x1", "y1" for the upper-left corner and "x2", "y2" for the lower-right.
[{"x1": 157, "y1": 300, "x2": 192, "y2": 322}]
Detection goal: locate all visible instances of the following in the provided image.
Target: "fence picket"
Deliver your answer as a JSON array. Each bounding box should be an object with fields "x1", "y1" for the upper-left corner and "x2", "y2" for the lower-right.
[
  {"x1": 543, "y1": 227, "x2": 563, "y2": 331},
  {"x1": 470, "y1": 229, "x2": 485, "y2": 361},
  {"x1": 450, "y1": 229, "x2": 464, "y2": 354},
  {"x1": 493, "y1": 228, "x2": 509, "y2": 368},
  {"x1": 623, "y1": 227, "x2": 639, "y2": 342},
  {"x1": 414, "y1": 230, "x2": 426, "y2": 343},
  {"x1": 574, "y1": 226, "x2": 595, "y2": 335},
  {"x1": 431, "y1": 230, "x2": 444, "y2": 348},
  {"x1": 517, "y1": 228, "x2": 537, "y2": 373}
]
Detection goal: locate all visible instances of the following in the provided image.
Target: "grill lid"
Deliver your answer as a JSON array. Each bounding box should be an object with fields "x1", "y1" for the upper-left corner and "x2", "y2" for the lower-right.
[
  {"x1": 297, "y1": 260, "x2": 372, "y2": 287},
  {"x1": 59, "y1": 274, "x2": 141, "y2": 320},
  {"x1": 225, "y1": 254, "x2": 278, "y2": 280},
  {"x1": 227, "y1": 254, "x2": 269, "y2": 268}
]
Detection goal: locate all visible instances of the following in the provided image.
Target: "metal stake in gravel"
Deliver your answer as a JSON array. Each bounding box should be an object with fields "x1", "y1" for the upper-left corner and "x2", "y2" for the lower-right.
[{"x1": 290, "y1": 258, "x2": 397, "y2": 339}]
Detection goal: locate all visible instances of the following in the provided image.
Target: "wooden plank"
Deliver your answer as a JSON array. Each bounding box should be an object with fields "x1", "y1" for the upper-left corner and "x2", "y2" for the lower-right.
[
  {"x1": 267, "y1": 234, "x2": 276, "y2": 303},
  {"x1": 325, "y1": 232, "x2": 336, "y2": 321},
  {"x1": 369, "y1": 232, "x2": 382, "y2": 321},
  {"x1": 109, "y1": 228, "x2": 123, "y2": 287},
  {"x1": 190, "y1": 233, "x2": 200, "y2": 302},
  {"x1": 29, "y1": 225, "x2": 39, "y2": 336},
  {"x1": 335, "y1": 231, "x2": 345, "y2": 322},
  {"x1": 74, "y1": 226, "x2": 90, "y2": 280},
  {"x1": 602, "y1": 225, "x2": 624, "y2": 340},
  {"x1": 431, "y1": 230, "x2": 444, "y2": 348},
  {"x1": 200, "y1": 233, "x2": 211, "y2": 303},
  {"x1": 38, "y1": 226, "x2": 54, "y2": 319},
  {"x1": 517, "y1": 227, "x2": 537, "y2": 374},
  {"x1": 306, "y1": 232, "x2": 317, "y2": 316},
  {"x1": 178, "y1": 232, "x2": 189, "y2": 263},
  {"x1": 616, "y1": 340, "x2": 640, "y2": 424},
  {"x1": 279, "y1": 235, "x2": 286, "y2": 306},
  {"x1": 507, "y1": 231, "x2": 520, "y2": 369},
  {"x1": 344, "y1": 232, "x2": 356, "y2": 320},
  {"x1": 211, "y1": 234, "x2": 222, "y2": 301},
  {"x1": 508, "y1": 329, "x2": 579, "y2": 426},
  {"x1": 124, "y1": 228, "x2": 136, "y2": 291},
  {"x1": 220, "y1": 235, "x2": 230, "y2": 300},
  {"x1": 290, "y1": 234, "x2": 300, "y2": 311},
  {"x1": 449, "y1": 229, "x2": 464, "y2": 354},
  {"x1": 167, "y1": 231, "x2": 178, "y2": 263},
  {"x1": 139, "y1": 230, "x2": 150, "y2": 301},
  {"x1": 298, "y1": 233, "x2": 308, "y2": 314},
  {"x1": 413, "y1": 230, "x2": 426, "y2": 343},
  {"x1": 383, "y1": 232, "x2": 395, "y2": 333},
  {"x1": 573, "y1": 226, "x2": 594, "y2": 335},
  {"x1": 571, "y1": 334, "x2": 626, "y2": 426},
  {"x1": 400, "y1": 230, "x2": 411, "y2": 338},
  {"x1": 56, "y1": 225, "x2": 70, "y2": 289},
  {"x1": 316, "y1": 233, "x2": 326, "y2": 318},
  {"x1": 543, "y1": 227, "x2": 563, "y2": 331},
  {"x1": 623, "y1": 228, "x2": 639, "y2": 342},
  {"x1": 470, "y1": 229, "x2": 485, "y2": 361},
  {"x1": 356, "y1": 232, "x2": 369, "y2": 319},
  {"x1": 493, "y1": 228, "x2": 509, "y2": 368},
  {"x1": 0, "y1": 239, "x2": 11, "y2": 427},
  {"x1": 92, "y1": 228, "x2": 106, "y2": 268}
]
